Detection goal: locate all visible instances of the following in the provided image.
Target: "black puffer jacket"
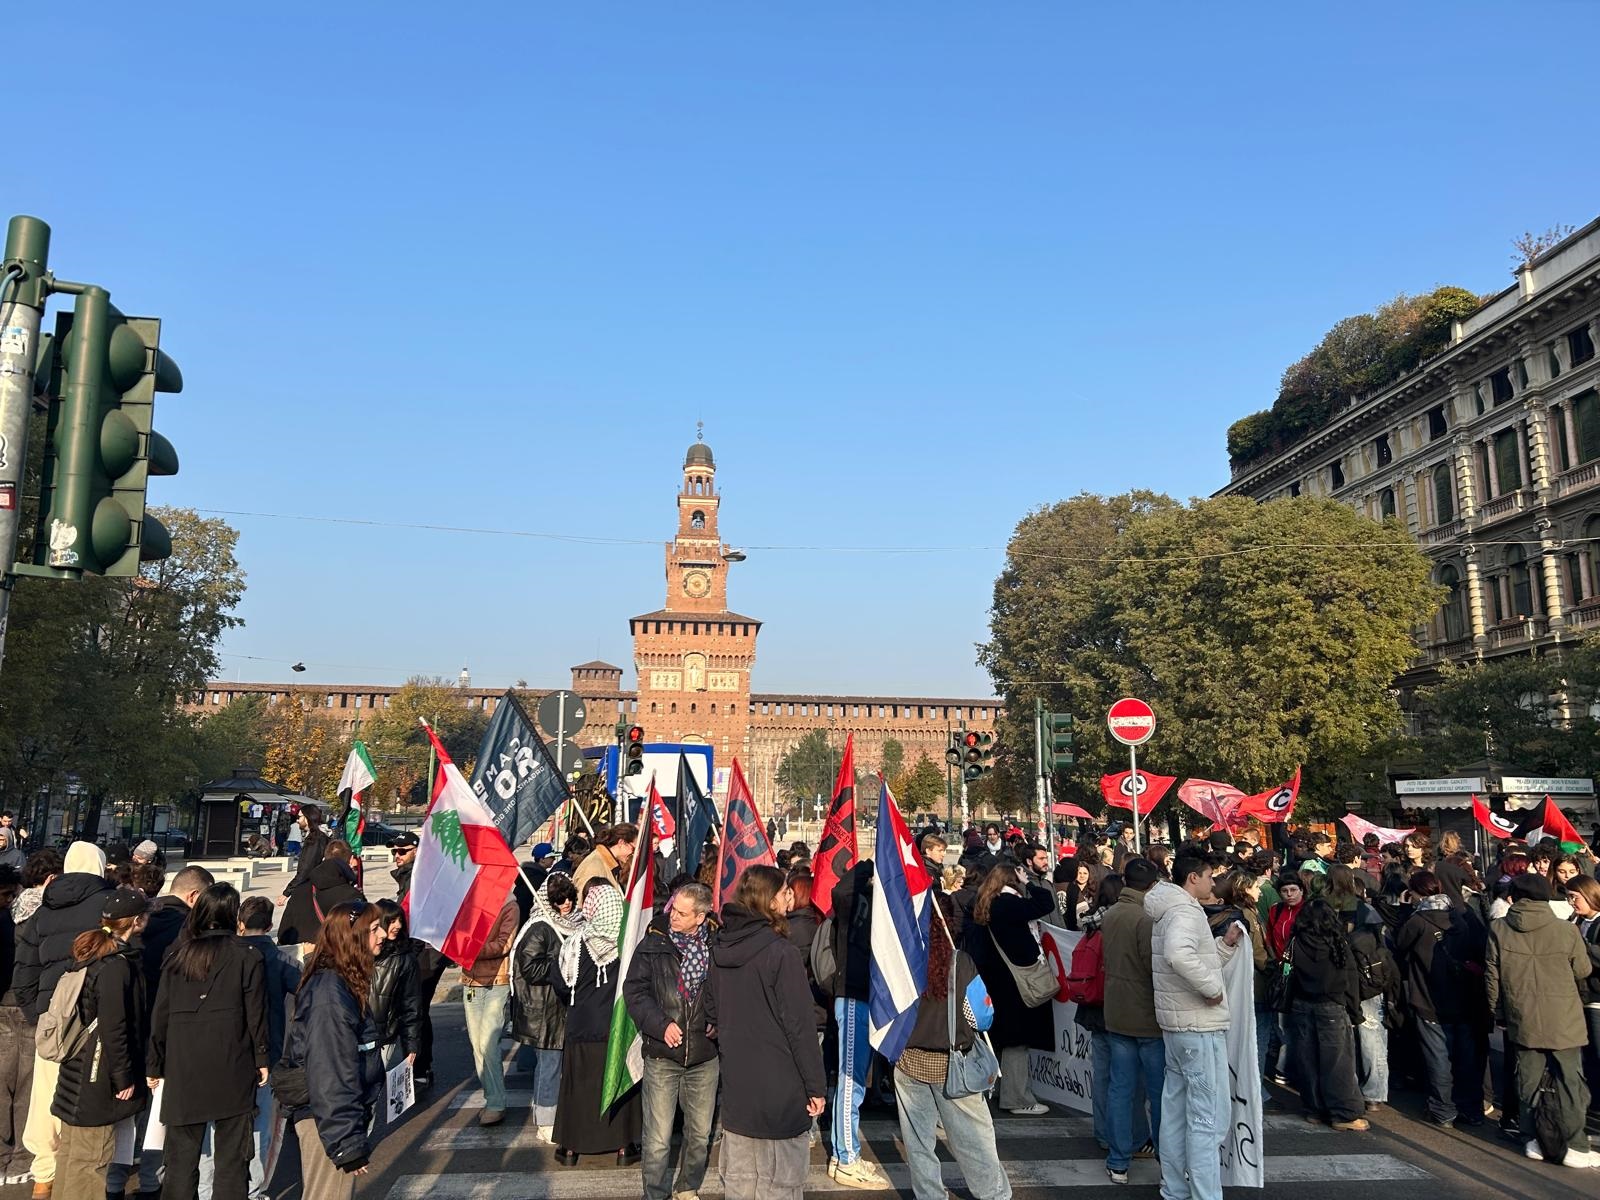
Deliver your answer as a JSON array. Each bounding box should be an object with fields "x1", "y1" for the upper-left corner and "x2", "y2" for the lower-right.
[
  {"x1": 709, "y1": 903, "x2": 825, "y2": 1141},
  {"x1": 623, "y1": 912, "x2": 718, "y2": 1067},
  {"x1": 147, "y1": 932, "x2": 268, "y2": 1125},
  {"x1": 282, "y1": 970, "x2": 384, "y2": 1171},
  {"x1": 369, "y1": 937, "x2": 421, "y2": 1056},
  {"x1": 510, "y1": 918, "x2": 568, "y2": 1050},
  {"x1": 51, "y1": 942, "x2": 149, "y2": 1127},
  {"x1": 1396, "y1": 905, "x2": 1483, "y2": 1024},
  {"x1": 13, "y1": 873, "x2": 115, "y2": 1018}
]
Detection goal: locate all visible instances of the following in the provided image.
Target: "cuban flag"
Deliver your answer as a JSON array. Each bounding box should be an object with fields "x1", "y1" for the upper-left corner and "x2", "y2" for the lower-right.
[{"x1": 868, "y1": 774, "x2": 933, "y2": 1061}]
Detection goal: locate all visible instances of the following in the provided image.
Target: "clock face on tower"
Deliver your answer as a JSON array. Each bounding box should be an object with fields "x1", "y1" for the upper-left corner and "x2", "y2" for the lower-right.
[{"x1": 683, "y1": 570, "x2": 710, "y2": 599}]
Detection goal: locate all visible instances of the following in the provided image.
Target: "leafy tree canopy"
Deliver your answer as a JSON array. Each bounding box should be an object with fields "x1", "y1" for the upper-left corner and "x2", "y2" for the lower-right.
[
  {"x1": 777, "y1": 729, "x2": 850, "y2": 808},
  {"x1": 363, "y1": 678, "x2": 490, "y2": 808}
]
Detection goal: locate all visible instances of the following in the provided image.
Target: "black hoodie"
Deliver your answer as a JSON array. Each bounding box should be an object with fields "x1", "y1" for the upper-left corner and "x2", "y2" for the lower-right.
[
  {"x1": 13, "y1": 872, "x2": 115, "y2": 1018},
  {"x1": 709, "y1": 902, "x2": 826, "y2": 1141},
  {"x1": 1286, "y1": 925, "x2": 1361, "y2": 1024}
]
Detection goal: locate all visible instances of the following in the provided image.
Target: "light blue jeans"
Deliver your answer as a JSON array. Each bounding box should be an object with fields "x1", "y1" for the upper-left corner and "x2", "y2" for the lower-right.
[
  {"x1": 832, "y1": 997, "x2": 870, "y2": 1165},
  {"x1": 1105, "y1": 1033, "x2": 1161, "y2": 1170},
  {"x1": 522, "y1": 1047, "x2": 562, "y2": 1127},
  {"x1": 893, "y1": 1069, "x2": 1012, "y2": 1200},
  {"x1": 463, "y1": 984, "x2": 511, "y2": 1112},
  {"x1": 1159, "y1": 1030, "x2": 1229, "y2": 1200},
  {"x1": 1355, "y1": 995, "x2": 1388, "y2": 1103}
]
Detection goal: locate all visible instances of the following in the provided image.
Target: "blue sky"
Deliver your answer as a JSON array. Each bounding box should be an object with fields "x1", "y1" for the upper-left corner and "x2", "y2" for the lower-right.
[{"x1": 11, "y1": 3, "x2": 1599, "y2": 697}]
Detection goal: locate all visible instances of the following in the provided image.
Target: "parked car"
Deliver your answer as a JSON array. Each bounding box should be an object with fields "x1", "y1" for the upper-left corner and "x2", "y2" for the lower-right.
[{"x1": 362, "y1": 820, "x2": 403, "y2": 847}]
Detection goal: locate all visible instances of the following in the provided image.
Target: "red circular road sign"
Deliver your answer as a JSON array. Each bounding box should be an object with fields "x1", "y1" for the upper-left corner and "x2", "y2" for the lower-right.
[{"x1": 1107, "y1": 697, "x2": 1155, "y2": 746}]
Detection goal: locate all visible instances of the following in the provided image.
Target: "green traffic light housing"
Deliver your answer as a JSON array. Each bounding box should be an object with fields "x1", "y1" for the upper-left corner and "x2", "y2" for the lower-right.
[
  {"x1": 963, "y1": 731, "x2": 995, "y2": 782},
  {"x1": 32, "y1": 286, "x2": 181, "y2": 576},
  {"x1": 945, "y1": 732, "x2": 964, "y2": 768},
  {"x1": 1043, "y1": 712, "x2": 1075, "y2": 772}
]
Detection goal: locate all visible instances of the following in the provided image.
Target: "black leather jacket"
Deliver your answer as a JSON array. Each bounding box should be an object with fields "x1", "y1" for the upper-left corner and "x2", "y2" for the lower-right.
[
  {"x1": 623, "y1": 911, "x2": 718, "y2": 1067},
  {"x1": 369, "y1": 938, "x2": 422, "y2": 1056},
  {"x1": 510, "y1": 918, "x2": 567, "y2": 1050}
]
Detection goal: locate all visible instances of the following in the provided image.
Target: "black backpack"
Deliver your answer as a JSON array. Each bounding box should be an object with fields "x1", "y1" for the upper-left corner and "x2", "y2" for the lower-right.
[{"x1": 1531, "y1": 1067, "x2": 1570, "y2": 1164}]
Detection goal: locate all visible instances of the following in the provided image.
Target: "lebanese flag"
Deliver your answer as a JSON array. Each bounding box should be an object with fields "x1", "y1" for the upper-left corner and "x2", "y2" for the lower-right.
[
  {"x1": 811, "y1": 734, "x2": 859, "y2": 917},
  {"x1": 408, "y1": 721, "x2": 521, "y2": 968},
  {"x1": 601, "y1": 776, "x2": 658, "y2": 1111},
  {"x1": 1338, "y1": 812, "x2": 1415, "y2": 846},
  {"x1": 1177, "y1": 779, "x2": 1251, "y2": 833},
  {"x1": 1472, "y1": 795, "x2": 1516, "y2": 840},
  {"x1": 1100, "y1": 769, "x2": 1176, "y2": 816},
  {"x1": 1239, "y1": 767, "x2": 1300, "y2": 823},
  {"x1": 1516, "y1": 796, "x2": 1587, "y2": 852}
]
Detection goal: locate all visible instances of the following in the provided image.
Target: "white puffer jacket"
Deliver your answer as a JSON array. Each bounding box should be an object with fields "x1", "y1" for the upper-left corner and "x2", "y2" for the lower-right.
[{"x1": 1146, "y1": 880, "x2": 1237, "y2": 1033}]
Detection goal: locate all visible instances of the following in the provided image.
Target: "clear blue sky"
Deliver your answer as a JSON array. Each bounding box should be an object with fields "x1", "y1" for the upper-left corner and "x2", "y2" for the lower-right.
[{"x1": 12, "y1": 3, "x2": 1599, "y2": 697}]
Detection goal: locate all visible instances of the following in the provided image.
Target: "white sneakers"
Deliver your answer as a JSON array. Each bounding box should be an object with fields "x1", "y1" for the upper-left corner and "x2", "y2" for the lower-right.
[
  {"x1": 1525, "y1": 1140, "x2": 1600, "y2": 1168},
  {"x1": 532, "y1": 1125, "x2": 555, "y2": 1144},
  {"x1": 1006, "y1": 1102, "x2": 1049, "y2": 1116},
  {"x1": 828, "y1": 1157, "x2": 891, "y2": 1189}
]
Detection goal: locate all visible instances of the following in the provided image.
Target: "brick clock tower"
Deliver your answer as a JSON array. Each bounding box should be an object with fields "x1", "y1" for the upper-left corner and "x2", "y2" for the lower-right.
[{"x1": 630, "y1": 435, "x2": 760, "y2": 771}]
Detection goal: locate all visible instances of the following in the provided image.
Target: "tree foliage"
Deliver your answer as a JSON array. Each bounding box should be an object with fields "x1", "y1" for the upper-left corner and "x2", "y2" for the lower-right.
[
  {"x1": 362, "y1": 678, "x2": 490, "y2": 808},
  {"x1": 1512, "y1": 224, "x2": 1576, "y2": 267},
  {"x1": 895, "y1": 754, "x2": 945, "y2": 814},
  {"x1": 980, "y1": 492, "x2": 1441, "y2": 819},
  {"x1": 776, "y1": 729, "x2": 847, "y2": 807},
  {"x1": 261, "y1": 697, "x2": 347, "y2": 799}
]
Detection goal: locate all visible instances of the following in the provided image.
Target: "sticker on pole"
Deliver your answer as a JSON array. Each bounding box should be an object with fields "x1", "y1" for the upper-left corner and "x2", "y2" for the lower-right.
[{"x1": 1107, "y1": 697, "x2": 1155, "y2": 746}]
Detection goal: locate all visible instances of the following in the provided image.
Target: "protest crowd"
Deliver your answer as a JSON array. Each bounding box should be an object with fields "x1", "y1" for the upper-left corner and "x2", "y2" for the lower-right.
[{"x1": 0, "y1": 737, "x2": 1597, "y2": 1200}]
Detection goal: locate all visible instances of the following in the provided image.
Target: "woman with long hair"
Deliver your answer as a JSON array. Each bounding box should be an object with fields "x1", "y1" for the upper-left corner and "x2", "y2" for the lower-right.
[
  {"x1": 572, "y1": 824, "x2": 639, "y2": 898},
  {"x1": 1075, "y1": 874, "x2": 1135, "y2": 1153},
  {"x1": 49, "y1": 889, "x2": 150, "y2": 1200},
  {"x1": 284, "y1": 841, "x2": 363, "y2": 955},
  {"x1": 550, "y1": 880, "x2": 642, "y2": 1165},
  {"x1": 711, "y1": 866, "x2": 825, "y2": 1200},
  {"x1": 276, "y1": 807, "x2": 329, "y2": 955},
  {"x1": 1285, "y1": 899, "x2": 1366, "y2": 1130},
  {"x1": 782, "y1": 872, "x2": 829, "y2": 1145},
  {"x1": 369, "y1": 900, "x2": 421, "y2": 1072},
  {"x1": 280, "y1": 901, "x2": 385, "y2": 1200},
  {"x1": 1213, "y1": 870, "x2": 1273, "y2": 1078},
  {"x1": 511, "y1": 874, "x2": 582, "y2": 1143},
  {"x1": 147, "y1": 884, "x2": 267, "y2": 1200},
  {"x1": 967, "y1": 862, "x2": 1055, "y2": 1115}
]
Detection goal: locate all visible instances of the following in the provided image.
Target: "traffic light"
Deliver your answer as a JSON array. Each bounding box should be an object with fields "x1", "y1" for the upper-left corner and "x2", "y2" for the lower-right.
[
  {"x1": 1042, "y1": 712, "x2": 1075, "y2": 772},
  {"x1": 623, "y1": 724, "x2": 646, "y2": 776},
  {"x1": 945, "y1": 732, "x2": 964, "y2": 768},
  {"x1": 962, "y1": 731, "x2": 995, "y2": 782},
  {"x1": 32, "y1": 286, "x2": 181, "y2": 576}
]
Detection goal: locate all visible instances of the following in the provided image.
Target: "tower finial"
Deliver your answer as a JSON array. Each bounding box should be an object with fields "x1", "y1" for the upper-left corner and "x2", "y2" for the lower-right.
[{"x1": 696, "y1": 419, "x2": 704, "y2": 443}]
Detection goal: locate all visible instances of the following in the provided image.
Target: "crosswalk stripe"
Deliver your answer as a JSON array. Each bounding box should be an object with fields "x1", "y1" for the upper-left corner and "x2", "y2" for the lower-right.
[{"x1": 389, "y1": 1154, "x2": 1427, "y2": 1199}]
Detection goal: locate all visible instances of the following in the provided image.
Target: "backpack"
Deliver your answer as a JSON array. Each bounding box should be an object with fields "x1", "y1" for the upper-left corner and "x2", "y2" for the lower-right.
[
  {"x1": 1063, "y1": 930, "x2": 1105, "y2": 1006},
  {"x1": 1531, "y1": 1066, "x2": 1570, "y2": 1164},
  {"x1": 36, "y1": 963, "x2": 96, "y2": 1064},
  {"x1": 1350, "y1": 934, "x2": 1392, "y2": 1001},
  {"x1": 809, "y1": 914, "x2": 838, "y2": 991}
]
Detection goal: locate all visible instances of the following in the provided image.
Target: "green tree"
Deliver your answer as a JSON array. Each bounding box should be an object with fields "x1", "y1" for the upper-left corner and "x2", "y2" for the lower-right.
[
  {"x1": 777, "y1": 729, "x2": 846, "y2": 807},
  {"x1": 879, "y1": 738, "x2": 905, "y2": 783},
  {"x1": 193, "y1": 694, "x2": 270, "y2": 784},
  {"x1": 895, "y1": 754, "x2": 946, "y2": 814},
  {"x1": 261, "y1": 697, "x2": 347, "y2": 799},
  {"x1": 363, "y1": 678, "x2": 490, "y2": 808},
  {"x1": 980, "y1": 493, "x2": 1441, "y2": 819}
]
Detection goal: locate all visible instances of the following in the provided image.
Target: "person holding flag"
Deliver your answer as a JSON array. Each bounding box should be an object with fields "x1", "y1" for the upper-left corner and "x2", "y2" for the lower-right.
[{"x1": 335, "y1": 741, "x2": 376, "y2": 885}]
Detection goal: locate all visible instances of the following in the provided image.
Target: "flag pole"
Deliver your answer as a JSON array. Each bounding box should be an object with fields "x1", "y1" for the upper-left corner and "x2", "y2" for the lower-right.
[{"x1": 1130, "y1": 743, "x2": 1142, "y2": 854}]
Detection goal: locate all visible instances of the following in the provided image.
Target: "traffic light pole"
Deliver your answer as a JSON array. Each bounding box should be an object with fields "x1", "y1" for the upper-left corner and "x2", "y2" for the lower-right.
[
  {"x1": 1034, "y1": 697, "x2": 1049, "y2": 849},
  {"x1": 0, "y1": 217, "x2": 51, "y2": 678}
]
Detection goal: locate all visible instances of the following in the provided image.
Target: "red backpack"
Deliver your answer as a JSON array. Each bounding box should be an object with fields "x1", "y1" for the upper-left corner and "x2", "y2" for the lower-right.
[{"x1": 1064, "y1": 929, "x2": 1105, "y2": 1006}]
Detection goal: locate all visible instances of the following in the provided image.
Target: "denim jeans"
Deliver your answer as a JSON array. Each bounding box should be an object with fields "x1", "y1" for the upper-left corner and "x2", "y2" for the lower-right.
[
  {"x1": 1104, "y1": 1033, "x2": 1162, "y2": 1170},
  {"x1": 106, "y1": 1105, "x2": 162, "y2": 1195},
  {"x1": 1355, "y1": 995, "x2": 1388, "y2": 1103},
  {"x1": 1253, "y1": 1002, "x2": 1273, "y2": 1079},
  {"x1": 1158, "y1": 1030, "x2": 1228, "y2": 1200},
  {"x1": 0, "y1": 1005, "x2": 33, "y2": 1178},
  {"x1": 247, "y1": 1086, "x2": 275, "y2": 1200},
  {"x1": 893, "y1": 1069, "x2": 1011, "y2": 1200},
  {"x1": 463, "y1": 984, "x2": 510, "y2": 1112},
  {"x1": 832, "y1": 997, "x2": 869, "y2": 1165},
  {"x1": 1090, "y1": 1031, "x2": 1112, "y2": 1149},
  {"x1": 524, "y1": 1047, "x2": 562, "y2": 1127},
  {"x1": 1415, "y1": 1018, "x2": 1484, "y2": 1123},
  {"x1": 641, "y1": 1057, "x2": 718, "y2": 1200},
  {"x1": 1288, "y1": 1000, "x2": 1362, "y2": 1123}
]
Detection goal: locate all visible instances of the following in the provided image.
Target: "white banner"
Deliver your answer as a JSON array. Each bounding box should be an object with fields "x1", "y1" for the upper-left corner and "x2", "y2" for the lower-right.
[{"x1": 1027, "y1": 928, "x2": 1093, "y2": 1114}]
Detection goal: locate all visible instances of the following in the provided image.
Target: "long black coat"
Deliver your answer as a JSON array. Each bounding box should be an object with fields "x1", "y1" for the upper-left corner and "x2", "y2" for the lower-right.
[
  {"x1": 147, "y1": 932, "x2": 268, "y2": 1125},
  {"x1": 13, "y1": 873, "x2": 115, "y2": 1018},
  {"x1": 278, "y1": 829, "x2": 330, "y2": 945},
  {"x1": 510, "y1": 918, "x2": 567, "y2": 1050},
  {"x1": 52, "y1": 943, "x2": 149, "y2": 1128},
  {"x1": 967, "y1": 883, "x2": 1055, "y2": 1051}
]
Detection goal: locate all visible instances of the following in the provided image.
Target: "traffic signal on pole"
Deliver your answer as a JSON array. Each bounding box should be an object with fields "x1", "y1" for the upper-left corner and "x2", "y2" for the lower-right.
[
  {"x1": 32, "y1": 286, "x2": 181, "y2": 576},
  {"x1": 1042, "y1": 712, "x2": 1075, "y2": 772},
  {"x1": 624, "y1": 725, "x2": 646, "y2": 776},
  {"x1": 945, "y1": 733, "x2": 964, "y2": 768},
  {"x1": 962, "y1": 731, "x2": 995, "y2": 782}
]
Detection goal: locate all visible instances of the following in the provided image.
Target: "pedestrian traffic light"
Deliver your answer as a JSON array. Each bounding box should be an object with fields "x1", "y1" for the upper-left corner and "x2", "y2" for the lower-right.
[
  {"x1": 624, "y1": 724, "x2": 646, "y2": 776},
  {"x1": 945, "y1": 733, "x2": 964, "y2": 768},
  {"x1": 32, "y1": 286, "x2": 181, "y2": 576},
  {"x1": 962, "y1": 731, "x2": 994, "y2": 782},
  {"x1": 1042, "y1": 712, "x2": 1075, "y2": 772}
]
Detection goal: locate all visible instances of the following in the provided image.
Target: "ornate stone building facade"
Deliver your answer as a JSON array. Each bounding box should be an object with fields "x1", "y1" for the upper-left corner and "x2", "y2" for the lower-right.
[
  {"x1": 197, "y1": 438, "x2": 1002, "y2": 811},
  {"x1": 1219, "y1": 218, "x2": 1600, "y2": 691}
]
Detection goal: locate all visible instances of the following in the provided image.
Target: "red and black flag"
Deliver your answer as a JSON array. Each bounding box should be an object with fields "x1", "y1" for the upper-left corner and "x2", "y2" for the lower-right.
[
  {"x1": 811, "y1": 733, "x2": 859, "y2": 917},
  {"x1": 713, "y1": 760, "x2": 775, "y2": 910}
]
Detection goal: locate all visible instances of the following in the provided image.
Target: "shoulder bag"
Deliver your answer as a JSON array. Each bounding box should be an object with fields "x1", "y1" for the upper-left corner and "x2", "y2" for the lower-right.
[{"x1": 990, "y1": 926, "x2": 1058, "y2": 1009}]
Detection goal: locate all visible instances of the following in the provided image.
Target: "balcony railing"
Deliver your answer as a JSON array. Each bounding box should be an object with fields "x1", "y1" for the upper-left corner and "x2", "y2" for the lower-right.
[
  {"x1": 1414, "y1": 636, "x2": 1475, "y2": 666},
  {"x1": 1557, "y1": 460, "x2": 1600, "y2": 498},
  {"x1": 1568, "y1": 599, "x2": 1600, "y2": 629},
  {"x1": 1476, "y1": 489, "x2": 1529, "y2": 526},
  {"x1": 1421, "y1": 519, "x2": 1465, "y2": 547},
  {"x1": 1489, "y1": 616, "x2": 1548, "y2": 647}
]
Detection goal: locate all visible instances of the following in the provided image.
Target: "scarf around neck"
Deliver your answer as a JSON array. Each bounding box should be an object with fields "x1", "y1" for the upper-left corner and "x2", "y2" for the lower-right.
[
  {"x1": 671, "y1": 923, "x2": 710, "y2": 1000},
  {"x1": 560, "y1": 883, "x2": 625, "y2": 992}
]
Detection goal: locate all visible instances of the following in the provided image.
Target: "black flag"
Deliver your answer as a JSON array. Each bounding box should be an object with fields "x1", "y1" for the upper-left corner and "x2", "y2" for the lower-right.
[
  {"x1": 673, "y1": 752, "x2": 718, "y2": 882},
  {"x1": 468, "y1": 692, "x2": 569, "y2": 850}
]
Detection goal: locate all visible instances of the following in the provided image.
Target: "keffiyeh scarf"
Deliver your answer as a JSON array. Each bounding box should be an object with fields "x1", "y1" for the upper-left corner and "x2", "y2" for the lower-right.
[
  {"x1": 559, "y1": 883, "x2": 625, "y2": 991},
  {"x1": 671, "y1": 924, "x2": 710, "y2": 1000}
]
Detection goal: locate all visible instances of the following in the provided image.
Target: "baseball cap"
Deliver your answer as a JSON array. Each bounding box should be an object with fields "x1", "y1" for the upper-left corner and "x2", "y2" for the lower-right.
[
  {"x1": 102, "y1": 887, "x2": 149, "y2": 922},
  {"x1": 532, "y1": 841, "x2": 556, "y2": 861},
  {"x1": 391, "y1": 832, "x2": 420, "y2": 851}
]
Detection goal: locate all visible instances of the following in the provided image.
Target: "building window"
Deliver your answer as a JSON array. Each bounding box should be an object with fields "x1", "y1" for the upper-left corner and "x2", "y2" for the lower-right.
[
  {"x1": 1494, "y1": 428, "x2": 1523, "y2": 491},
  {"x1": 1507, "y1": 545, "x2": 1542, "y2": 618},
  {"x1": 1432, "y1": 463, "x2": 1455, "y2": 525},
  {"x1": 210, "y1": 692, "x2": 220, "y2": 705},
  {"x1": 1379, "y1": 488, "x2": 1396, "y2": 520},
  {"x1": 1571, "y1": 326, "x2": 1596, "y2": 367},
  {"x1": 691, "y1": 510, "x2": 706, "y2": 529},
  {"x1": 1288, "y1": 481, "x2": 1301, "y2": 498},
  {"x1": 1438, "y1": 565, "x2": 1466, "y2": 642},
  {"x1": 1576, "y1": 391, "x2": 1600, "y2": 466},
  {"x1": 1490, "y1": 368, "x2": 1514, "y2": 405},
  {"x1": 1375, "y1": 434, "x2": 1392, "y2": 466},
  {"x1": 1427, "y1": 405, "x2": 1448, "y2": 440},
  {"x1": 1330, "y1": 460, "x2": 1345, "y2": 489}
]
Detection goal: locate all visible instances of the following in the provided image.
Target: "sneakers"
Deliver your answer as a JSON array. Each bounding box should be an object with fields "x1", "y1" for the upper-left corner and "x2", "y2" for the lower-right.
[
  {"x1": 672, "y1": 1192, "x2": 702, "y2": 1200},
  {"x1": 1528, "y1": 1141, "x2": 1600, "y2": 1168},
  {"x1": 1132, "y1": 1140, "x2": 1157, "y2": 1159},
  {"x1": 1424, "y1": 1113, "x2": 1456, "y2": 1129},
  {"x1": 1106, "y1": 1166, "x2": 1129, "y2": 1185},
  {"x1": 1005, "y1": 1102, "x2": 1049, "y2": 1116},
  {"x1": 1331, "y1": 1118, "x2": 1370, "y2": 1132},
  {"x1": 478, "y1": 1108, "x2": 504, "y2": 1127},
  {"x1": 828, "y1": 1159, "x2": 889, "y2": 1190},
  {"x1": 532, "y1": 1125, "x2": 554, "y2": 1145}
]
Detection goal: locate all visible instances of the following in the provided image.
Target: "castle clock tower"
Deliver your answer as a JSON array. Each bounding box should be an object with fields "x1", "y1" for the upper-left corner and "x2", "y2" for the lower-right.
[{"x1": 630, "y1": 435, "x2": 760, "y2": 771}]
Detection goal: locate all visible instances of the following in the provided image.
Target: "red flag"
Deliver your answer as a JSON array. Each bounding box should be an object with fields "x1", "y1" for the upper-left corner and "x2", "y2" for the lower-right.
[
  {"x1": 714, "y1": 760, "x2": 776, "y2": 910},
  {"x1": 1051, "y1": 800, "x2": 1094, "y2": 819},
  {"x1": 1472, "y1": 794, "x2": 1515, "y2": 840},
  {"x1": 811, "y1": 733, "x2": 859, "y2": 917},
  {"x1": 1100, "y1": 769, "x2": 1176, "y2": 816},
  {"x1": 1176, "y1": 779, "x2": 1251, "y2": 833},
  {"x1": 647, "y1": 781, "x2": 676, "y2": 840},
  {"x1": 1239, "y1": 767, "x2": 1300, "y2": 823}
]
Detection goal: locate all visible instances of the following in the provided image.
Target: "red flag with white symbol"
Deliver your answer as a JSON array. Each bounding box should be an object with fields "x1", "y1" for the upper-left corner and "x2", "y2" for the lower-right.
[
  {"x1": 1100, "y1": 769, "x2": 1176, "y2": 816},
  {"x1": 1239, "y1": 767, "x2": 1300, "y2": 823}
]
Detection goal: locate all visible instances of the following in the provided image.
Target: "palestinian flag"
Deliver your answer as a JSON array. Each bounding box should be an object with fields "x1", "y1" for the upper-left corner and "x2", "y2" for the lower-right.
[
  {"x1": 601, "y1": 776, "x2": 658, "y2": 1112},
  {"x1": 811, "y1": 733, "x2": 859, "y2": 918},
  {"x1": 337, "y1": 740, "x2": 376, "y2": 873},
  {"x1": 408, "y1": 721, "x2": 520, "y2": 968},
  {"x1": 1514, "y1": 796, "x2": 1587, "y2": 853}
]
